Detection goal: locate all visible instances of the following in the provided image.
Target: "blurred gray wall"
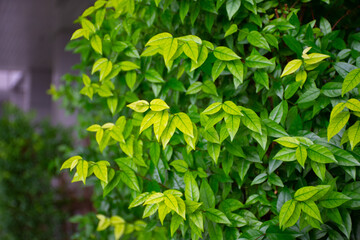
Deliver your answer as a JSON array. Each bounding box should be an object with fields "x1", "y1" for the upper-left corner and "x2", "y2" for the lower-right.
[{"x1": 0, "y1": 0, "x2": 92, "y2": 124}]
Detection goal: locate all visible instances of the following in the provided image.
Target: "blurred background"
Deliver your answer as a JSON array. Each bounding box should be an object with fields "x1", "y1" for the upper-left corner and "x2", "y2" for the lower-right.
[{"x1": 0, "y1": 0, "x2": 94, "y2": 239}]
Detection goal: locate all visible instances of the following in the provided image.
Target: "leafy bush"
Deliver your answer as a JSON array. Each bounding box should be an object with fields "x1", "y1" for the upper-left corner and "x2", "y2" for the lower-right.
[
  {"x1": 57, "y1": 0, "x2": 360, "y2": 239},
  {"x1": 0, "y1": 104, "x2": 72, "y2": 240}
]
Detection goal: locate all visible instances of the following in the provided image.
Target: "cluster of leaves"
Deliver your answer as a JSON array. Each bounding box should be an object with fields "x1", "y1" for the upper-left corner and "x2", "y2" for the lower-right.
[
  {"x1": 0, "y1": 104, "x2": 72, "y2": 240},
  {"x1": 54, "y1": 0, "x2": 360, "y2": 239}
]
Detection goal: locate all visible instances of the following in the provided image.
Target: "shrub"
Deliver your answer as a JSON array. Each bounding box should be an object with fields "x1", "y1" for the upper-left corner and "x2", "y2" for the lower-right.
[
  {"x1": 0, "y1": 104, "x2": 72, "y2": 240},
  {"x1": 57, "y1": 0, "x2": 360, "y2": 239}
]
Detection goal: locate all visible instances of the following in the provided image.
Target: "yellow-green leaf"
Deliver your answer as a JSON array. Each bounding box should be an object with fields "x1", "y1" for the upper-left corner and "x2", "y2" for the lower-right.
[
  {"x1": 164, "y1": 193, "x2": 179, "y2": 212},
  {"x1": 150, "y1": 99, "x2": 170, "y2": 111},
  {"x1": 342, "y1": 68, "x2": 360, "y2": 96},
  {"x1": 173, "y1": 112, "x2": 194, "y2": 137},
  {"x1": 77, "y1": 159, "x2": 89, "y2": 184},
  {"x1": 202, "y1": 102, "x2": 223, "y2": 115},
  {"x1": 346, "y1": 99, "x2": 360, "y2": 112},
  {"x1": 127, "y1": 100, "x2": 149, "y2": 113},
  {"x1": 161, "y1": 116, "x2": 177, "y2": 149},
  {"x1": 327, "y1": 111, "x2": 350, "y2": 141},
  {"x1": 93, "y1": 161, "x2": 109, "y2": 183},
  {"x1": 182, "y1": 40, "x2": 199, "y2": 62},
  {"x1": 90, "y1": 35, "x2": 102, "y2": 55},
  {"x1": 275, "y1": 137, "x2": 300, "y2": 148},
  {"x1": 61, "y1": 155, "x2": 82, "y2": 170},
  {"x1": 153, "y1": 110, "x2": 169, "y2": 141},
  {"x1": 163, "y1": 38, "x2": 178, "y2": 66},
  {"x1": 146, "y1": 32, "x2": 173, "y2": 46},
  {"x1": 348, "y1": 121, "x2": 360, "y2": 150},
  {"x1": 296, "y1": 146, "x2": 307, "y2": 167},
  {"x1": 213, "y1": 46, "x2": 241, "y2": 61},
  {"x1": 304, "y1": 53, "x2": 330, "y2": 65},
  {"x1": 222, "y1": 101, "x2": 241, "y2": 115},
  {"x1": 280, "y1": 59, "x2": 302, "y2": 77}
]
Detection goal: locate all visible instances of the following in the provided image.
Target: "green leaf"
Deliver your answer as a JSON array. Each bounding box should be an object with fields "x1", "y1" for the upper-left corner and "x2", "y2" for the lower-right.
[
  {"x1": 319, "y1": 192, "x2": 351, "y2": 208},
  {"x1": 254, "y1": 70, "x2": 269, "y2": 90},
  {"x1": 145, "y1": 69, "x2": 165, "y2": 83},
  {"x1": 294, "y1": 186, "x2": 320, "y2": 201},
  {"x1": 125, "y1": 71, "x2": 136, "y2": 91},
  {"x1": 117, "y1": 161, "x2": 140, "y2": 192},
  {"x1": 202, "y1": 102, "x2": 222, "y2": 115},
  {"x1": 173, "y1": 112, "x2": 194, "y2": 137},
  {"x1": 327, "y1": 111, "x2": 350, "y2": 141},
  {"x1": 77, "y1": 159, "x2": 89, "y2": 184},
  {"x1": 279, "y1": 200, "x2": 298, "y2": 229},
  {"x1": 170, "y1": 160, "x2": 189, "y2": 173},
  {"x1": 213, "y1": 46, "x2": 241, "y2": 61},
  {"x1": 300, "y1": 201, "x2": 322, "y2": 222},
  {"x1": 184, "y1": 172, "x2": 200, "y2": 201},
  {"x1": 247, "y1": 31, "x2": 270, "y2": 51},
  {"x1": 224, "y1": 24, "x2": 238, "y2": 37},
  {"x1": 226, "y1": 0, "x2": 240, "y2": 20},
  {"x1": 189, "y1": 211, "x2": 204, "y2": 232},
  {"x1": 227, "y1": 60, "x2": 244, "y2": 83},
  {"x1": 224, "y1": 114, "x2": 241, "y2": 141},
  {"x1": 153, "y1": 110, "x2": 169, "y2": 141},
  {"x1": 183, "y1": 40, "x2": 199, "y2": 62},
  {"x1": 200, "y1": 180, "x2": 215, "y2": 209},
  {"x1": 296, "y1": 87, "x2": 320, "y2": 104},
  {"x1": 245, "y1": 55, "x2": 272, "y2": 68},
  {"x1": 269, "y1": 100, "x2": 287, "y2": 124},
  {"x1": 205, "y1": 111, "x2": 226, "y2": 130},
  {"x1": 263, "y1": 119, "x2": 289, "y2": 138},
  {"x1": 146, "y1": 32, "x2": 173, "y2": 46},
  {"x1": 240, "y1": 107, "x2": 262, "y2": 134},
  {"x1": 212, "y1": 60, "x2": 227, "y2": 81},
  {"x1": 90, "y1": 35, "x2": 102, "y2": 55},
  {"x1": 311, "y1": 161, "x2": 326, "y2": 181},
  {"x1": 202, "y1": 80, "x2": 218, "y2": 96},
  {"x1": 142, "y1": 204, "x2": 159, "y2": 218},
  {"x1": 251, "y1": 172, "x2": 267, "y2": 185},
  {"x1": 296, "y1": 146, "x2": 307, "y2": 167},
  {"x1": 93, "y1": 161, "x2": 108, "y2": 183},
  {"x1": 187, "y1": 82, "x2": 203, "y2": 95},
  {"x1": 208, "y1": 142, "x2": 221, "y2": 164},
  {"x1": 275, "y1": 137, "x2": 300, "y2": 148},
  {"x1": 273, "y1": 148, "x2": 296, "y2": 162},
  {"x1": 170, "y1": 214, "x2": 184, "y2": 236},
  {"x1": 205, "y1": 208, "x2": 231, "y2": 224},
  {"x1": 129, "y1": 192, "x2": 151, "y2": 208},
  {"x1": 268, "y1": 173, "x2": 284, "y2": 187},
  {"x1": 119, "y1": 61, "x2": 140, "y2": 71},
  {"x1": 281, "y1": 59, "x2": 302, "y2": 77},
  {"x1": 222, "y1": 101, "x2": 241, "y2": 115},
  {"x1": 307, "y1": 144, "x2": 337, "y2": 164},
  {"x1": 103, "y1": 171, "x2": 121, "y2": 197},
  {"x1": 107, "y1": 97, "x2": 118, "y2": 115},
  {"x1": 348, "y1": 121, "x2": 360, "y2": 150}
]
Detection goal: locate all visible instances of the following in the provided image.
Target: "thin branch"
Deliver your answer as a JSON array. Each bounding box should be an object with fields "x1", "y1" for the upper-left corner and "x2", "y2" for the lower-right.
[{"x1": 332, "y1": 10, "x2": 350, "y2": 31}]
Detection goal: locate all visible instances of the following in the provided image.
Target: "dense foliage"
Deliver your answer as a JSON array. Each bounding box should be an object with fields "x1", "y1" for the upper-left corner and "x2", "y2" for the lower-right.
[
  {"x1": 0, "y1": 104, "x2": 72, "y2": 240},
  {"x1": 55, "y1": 0, "x2": 360, "y2": 239}
]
